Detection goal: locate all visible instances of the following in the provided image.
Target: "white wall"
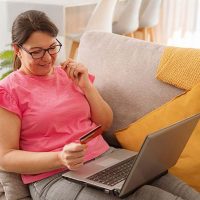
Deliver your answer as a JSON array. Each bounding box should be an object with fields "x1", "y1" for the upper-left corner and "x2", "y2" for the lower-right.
[{"x1": 0, "y1": 1, "x2": 12, "y2": 51}]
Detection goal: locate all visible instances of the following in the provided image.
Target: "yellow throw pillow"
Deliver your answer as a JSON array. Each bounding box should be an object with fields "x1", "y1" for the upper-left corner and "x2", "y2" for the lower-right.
[
  {"x1": 115, "y1": 82, "x2": 200, "y2": 192},
  {"x1": 156, "y1": 47, "x2": 200, "y2": 90}
]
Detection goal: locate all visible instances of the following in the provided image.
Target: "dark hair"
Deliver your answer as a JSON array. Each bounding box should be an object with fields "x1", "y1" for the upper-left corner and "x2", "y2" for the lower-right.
[{"x1": 12, "y1": 10, "x2": 58, "y2": 70}]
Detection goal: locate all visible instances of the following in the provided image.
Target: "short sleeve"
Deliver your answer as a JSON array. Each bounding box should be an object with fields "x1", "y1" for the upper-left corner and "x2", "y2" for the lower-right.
[{"x1": 0, "y1": 87, "x2": 22, "y2": 119}]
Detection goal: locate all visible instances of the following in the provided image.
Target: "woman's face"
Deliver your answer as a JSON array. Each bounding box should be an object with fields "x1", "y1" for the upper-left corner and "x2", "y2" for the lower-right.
[{"x1": 17, "y1": 31, "x2": 60, "y2": 76}]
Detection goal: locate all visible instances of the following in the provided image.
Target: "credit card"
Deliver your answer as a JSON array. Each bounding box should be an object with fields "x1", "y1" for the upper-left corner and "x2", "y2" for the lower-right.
[{"x1": 80, "y1": 125, "x2": 102, "y2": 144}]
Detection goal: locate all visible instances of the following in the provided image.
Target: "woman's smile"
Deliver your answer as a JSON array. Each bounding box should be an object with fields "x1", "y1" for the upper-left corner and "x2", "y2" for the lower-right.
[{"x1": 38, "y1": 63, "x2": 51, "y2": 68}]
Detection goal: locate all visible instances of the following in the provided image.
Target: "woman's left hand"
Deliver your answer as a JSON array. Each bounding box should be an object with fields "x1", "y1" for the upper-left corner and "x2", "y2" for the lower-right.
[{"x1": 61, "y1": 58, "x2": 92, "y2": 91}]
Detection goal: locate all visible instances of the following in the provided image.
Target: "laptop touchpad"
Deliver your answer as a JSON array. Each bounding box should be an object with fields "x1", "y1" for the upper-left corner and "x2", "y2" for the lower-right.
[{"x1": 95, "y1": 158, "x2": 119, "y2": 167}]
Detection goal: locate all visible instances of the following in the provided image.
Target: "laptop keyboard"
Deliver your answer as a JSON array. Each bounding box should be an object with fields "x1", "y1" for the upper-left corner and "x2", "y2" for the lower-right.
[{"x1": 87, "y1": 157, "x2": 135, "y2": 186}]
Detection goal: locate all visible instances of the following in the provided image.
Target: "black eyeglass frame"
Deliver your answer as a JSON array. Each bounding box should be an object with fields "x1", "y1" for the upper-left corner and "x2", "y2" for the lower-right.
[{"x1": 18, "y1": 39, "x2": 62, "y2": 59}]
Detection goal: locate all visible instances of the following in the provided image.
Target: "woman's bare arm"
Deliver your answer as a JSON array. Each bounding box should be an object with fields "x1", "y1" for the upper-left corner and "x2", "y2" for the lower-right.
[
  {"x1": 82, "y1": 84, "x2": 113, "y2": 131},
  {"x1": 0, "y1": 108, "x2": 85, "y2": 174},
  {"x1": 61, "y1": 59, "x2": 113, "y2": 131}
]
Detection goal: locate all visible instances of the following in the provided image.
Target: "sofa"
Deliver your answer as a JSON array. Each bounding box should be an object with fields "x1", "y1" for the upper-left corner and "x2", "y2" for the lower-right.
[{"x1": 0, "y1": 31, "x2": 199, "y2": 199}]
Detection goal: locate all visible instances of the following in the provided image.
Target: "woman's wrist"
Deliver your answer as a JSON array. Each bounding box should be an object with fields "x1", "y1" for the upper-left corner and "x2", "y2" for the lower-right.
[
  {"x1": 56, "y1": 151, "x2": 65, "y2": 168},
  {"x1": 81, "y1": 82, "x2": 94, "y2": 94}
]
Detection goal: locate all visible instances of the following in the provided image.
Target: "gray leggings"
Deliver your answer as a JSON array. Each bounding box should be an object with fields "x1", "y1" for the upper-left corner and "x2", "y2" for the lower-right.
[{"x1": 29, "y1": 148, "x2": 200, "y2": 200}]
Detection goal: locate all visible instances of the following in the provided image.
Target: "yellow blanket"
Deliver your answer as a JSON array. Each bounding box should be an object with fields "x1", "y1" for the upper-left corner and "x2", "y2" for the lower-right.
[{"x1": 156, "y1": 47, "x2": 200, "y2": 90}]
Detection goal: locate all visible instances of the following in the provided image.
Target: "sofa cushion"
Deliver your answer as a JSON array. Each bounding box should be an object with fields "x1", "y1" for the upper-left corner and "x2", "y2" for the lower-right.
[
  {"x1": 115, "y1": 82, "x2": 200, "y2": 192},
  {"x1": 156, "y1": 47, "x2": 200, "y2": 90},
  {"x1": 0, "y1": 171, "x2": 31, "y2": 200},
  {"x1": 77, "y1": 31, "x2": 183, "y2": 146}
]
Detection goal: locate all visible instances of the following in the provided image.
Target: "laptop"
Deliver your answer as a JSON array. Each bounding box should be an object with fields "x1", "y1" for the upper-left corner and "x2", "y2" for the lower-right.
[{"x1": 62, "y1": 113, "x2": 200, "y2": 198}]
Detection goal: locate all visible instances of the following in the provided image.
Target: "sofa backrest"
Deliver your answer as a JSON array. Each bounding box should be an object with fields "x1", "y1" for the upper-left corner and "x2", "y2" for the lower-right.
[{"x1": 77, "y1": 31, "x2": 183, "y2": 147}]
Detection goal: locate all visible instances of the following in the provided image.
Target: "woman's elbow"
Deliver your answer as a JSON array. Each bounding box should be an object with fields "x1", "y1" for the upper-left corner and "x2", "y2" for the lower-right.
[
  {"x1": 103, "y1": 109, "x2": 113, "y2": 130},
  {"x1": 0, "y1": 157, "x2": 8, "y2": 172}
]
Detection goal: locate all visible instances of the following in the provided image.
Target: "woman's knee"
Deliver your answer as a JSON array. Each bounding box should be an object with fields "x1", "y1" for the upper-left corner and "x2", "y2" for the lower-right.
[
  {"x1": 152, "y1": 173, "x2": 200, "y2": 200},
  {"x1": 131, "y1": 185, "x2": 183, "y2": 200}
]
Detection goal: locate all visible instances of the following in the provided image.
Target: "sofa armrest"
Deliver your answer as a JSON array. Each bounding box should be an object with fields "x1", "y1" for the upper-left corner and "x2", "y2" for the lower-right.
[{"x1": 0, "y1": 171, "x2": 32, "y2": 200}]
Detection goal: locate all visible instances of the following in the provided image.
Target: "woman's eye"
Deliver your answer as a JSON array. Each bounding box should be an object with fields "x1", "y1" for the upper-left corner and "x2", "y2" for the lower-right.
[
  {"x1": 50, "y1": 46, "x2": 56, "y2": 50},
  {"x1": 31, "y1": 50, "x2": 43, "y2": 55}
]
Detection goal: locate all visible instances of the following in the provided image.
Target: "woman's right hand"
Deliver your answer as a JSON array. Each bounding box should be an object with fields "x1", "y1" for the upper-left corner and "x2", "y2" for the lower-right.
[{"x1": 58, "y1": 142, "x2": 87, "y2": 170}]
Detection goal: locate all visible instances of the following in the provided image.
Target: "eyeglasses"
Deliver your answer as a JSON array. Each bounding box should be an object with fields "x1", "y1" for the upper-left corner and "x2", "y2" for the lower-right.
[{"x1": 18, "y1": 39, "x2": 62, "y2": 59}]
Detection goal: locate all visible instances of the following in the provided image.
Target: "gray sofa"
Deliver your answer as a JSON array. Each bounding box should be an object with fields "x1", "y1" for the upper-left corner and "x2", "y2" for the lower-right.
[
  {"x1": 78, "y1": 31, "x2": 183, "y2": 146},
  {"x1": 0, "y1": 31, "x2": 189, "y2": 199}
]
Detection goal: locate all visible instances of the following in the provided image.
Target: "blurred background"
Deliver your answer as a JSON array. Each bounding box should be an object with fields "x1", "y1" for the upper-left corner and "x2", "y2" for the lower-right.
[{"x1": 0, "y1": 0, "x2": 200, "y2": 76}]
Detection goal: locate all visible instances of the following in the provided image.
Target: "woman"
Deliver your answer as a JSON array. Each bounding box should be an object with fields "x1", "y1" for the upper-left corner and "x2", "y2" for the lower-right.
[{"x1": 0, "y1": 10, "x2": 199, "y2": 200}]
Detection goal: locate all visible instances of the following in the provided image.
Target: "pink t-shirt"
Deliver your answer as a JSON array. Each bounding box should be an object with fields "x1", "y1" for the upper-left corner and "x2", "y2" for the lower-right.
[{"x1": 0, "y1": 66, "x2": 109, "y2": 184}]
